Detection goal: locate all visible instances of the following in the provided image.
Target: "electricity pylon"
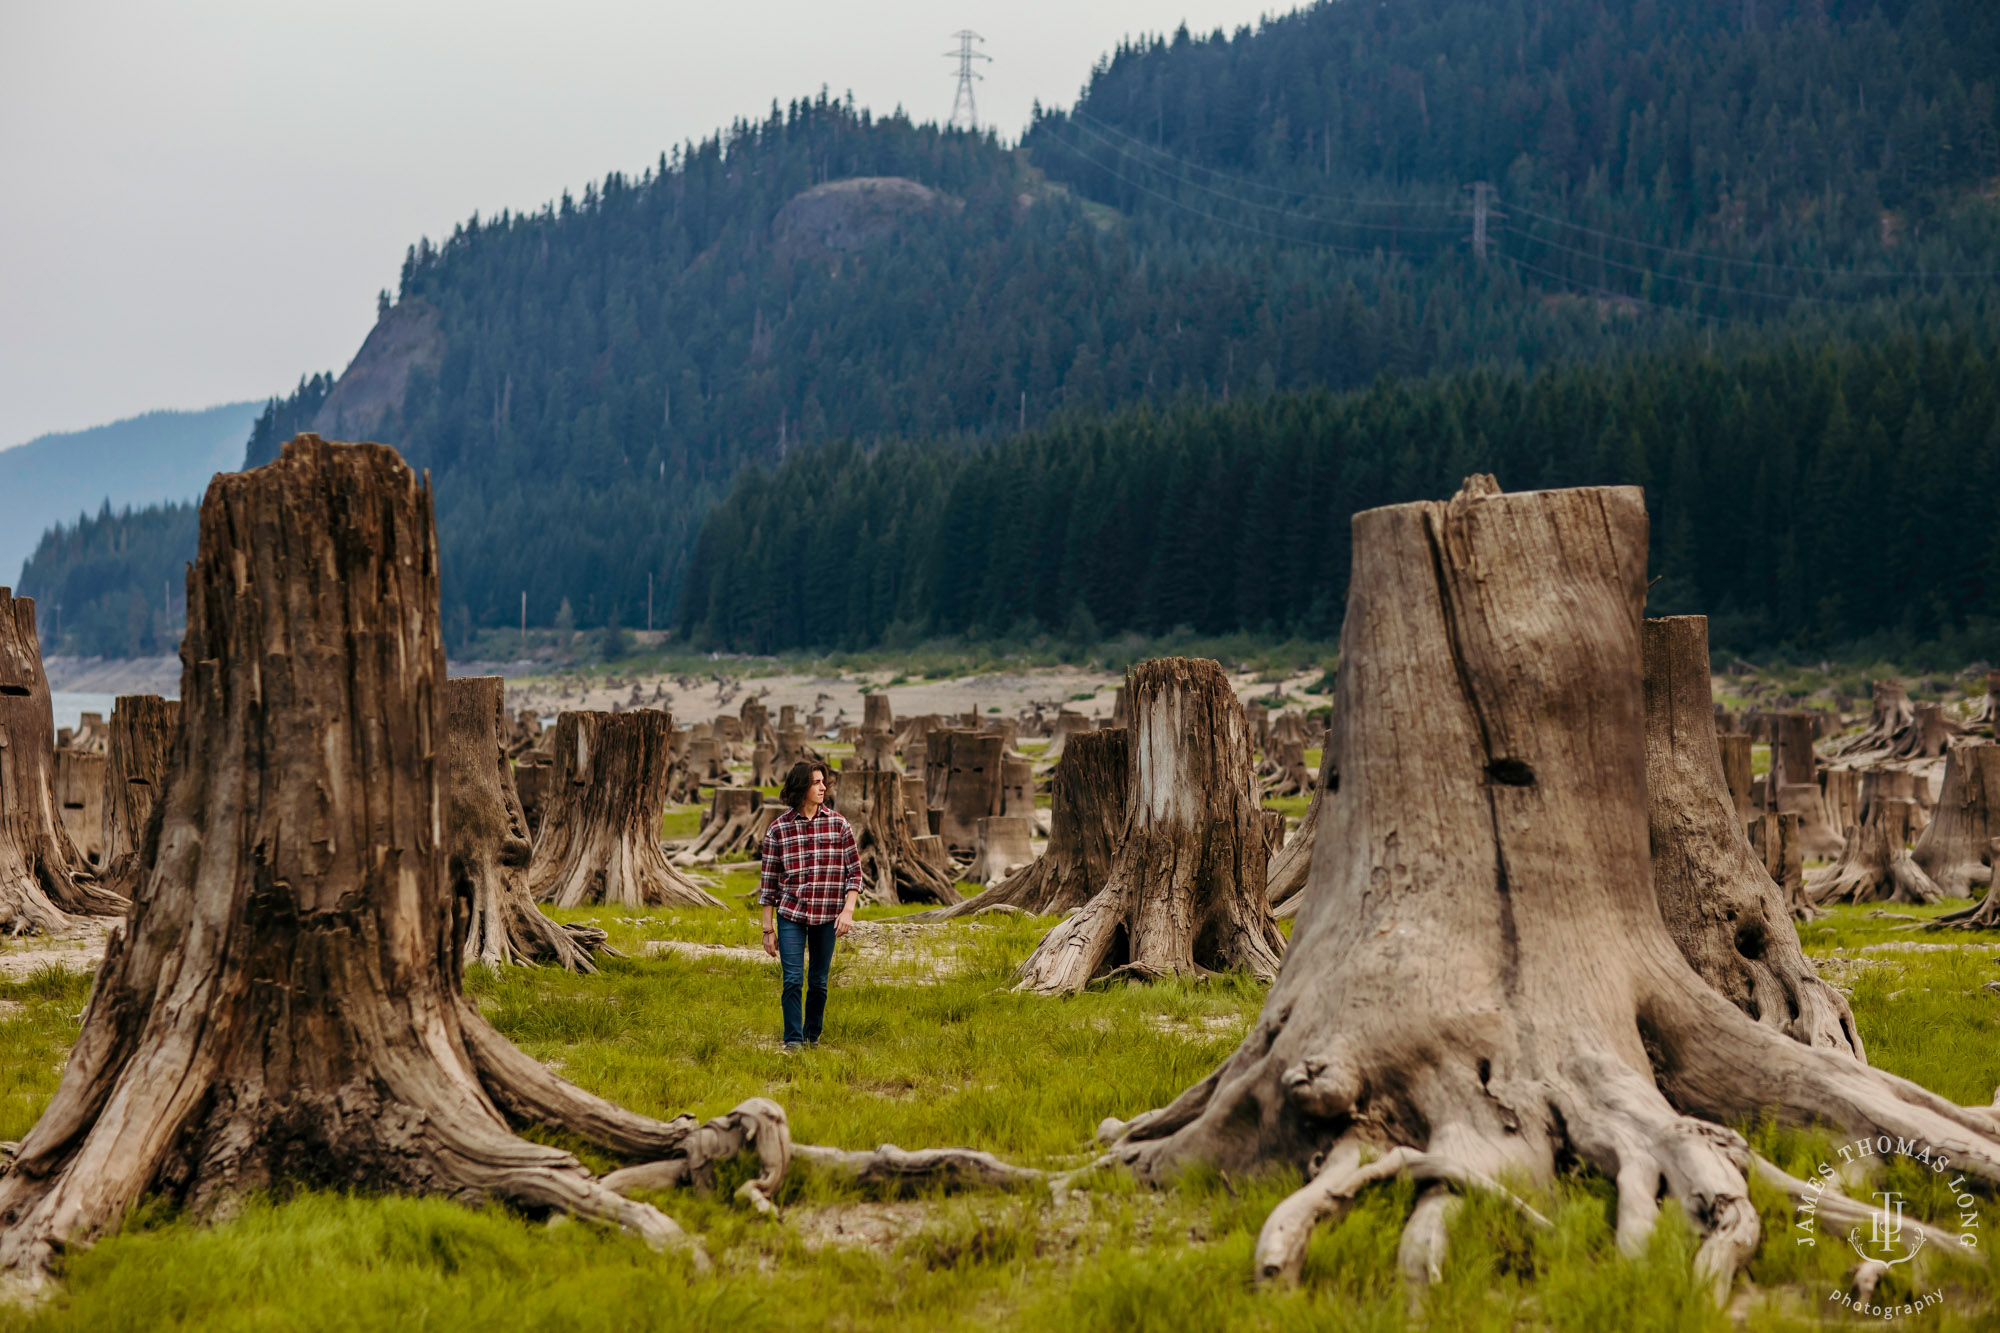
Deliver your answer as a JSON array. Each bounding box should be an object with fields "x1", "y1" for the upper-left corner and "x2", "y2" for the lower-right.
[{"x1": 945, "y1": 30, "x2": 990, "y2": 131}]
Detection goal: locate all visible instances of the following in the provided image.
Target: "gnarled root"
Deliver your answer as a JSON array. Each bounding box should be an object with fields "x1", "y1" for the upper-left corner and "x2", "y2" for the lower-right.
[
  {"x1": 601, "y1": 1098, "x2": 792, "y2": 1214},
  {"x1": 793, "y1": 1143, "x2": 1044, "y2": 1193}
]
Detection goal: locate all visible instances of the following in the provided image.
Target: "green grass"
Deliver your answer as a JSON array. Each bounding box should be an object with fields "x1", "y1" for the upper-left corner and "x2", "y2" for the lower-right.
[{"x1": 8, "y1": 903, "x2": 2000, "y2": 1329}]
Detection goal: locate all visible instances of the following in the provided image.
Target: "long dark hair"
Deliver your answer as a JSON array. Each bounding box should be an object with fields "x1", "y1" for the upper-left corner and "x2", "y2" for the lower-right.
[{"x1": 780, "y1": 760, "x2": 828, "y2": 812}]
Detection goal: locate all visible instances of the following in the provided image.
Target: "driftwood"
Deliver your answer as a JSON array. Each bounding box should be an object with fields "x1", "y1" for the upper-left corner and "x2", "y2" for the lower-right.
[
  {"x1": 446, "y1": 677, "x2": 603, "y2": 971},
  {"x1": 528, "y1": 710, "x2": 724, "y2": 908},
  {"x1": 0, "y1": 591, "x2": 124, "y2": 928},
  {"x1": 99, "y1": 694, "x2": 180, "y2": 896},
  {"x1": 1096, "y1": 477, "x2": 2000, "y2": 1297},
  {"x1": 1912, "y1": 740, "x2": 2000, "y2": 900},
  {"x1": 1642, "y1": 616, "x2": 1859, "y2": 1055},
  {"x1": 1014, "y1": 658, "x2": 1282, "y2": 994},
  {"x1": 0, "y1": 437, "x2": 729, "y2": 1281}
]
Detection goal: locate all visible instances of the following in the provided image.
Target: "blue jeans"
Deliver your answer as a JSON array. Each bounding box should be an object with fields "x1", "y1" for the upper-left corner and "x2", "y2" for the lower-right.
[{"x1": 777, "y1": 917, "x2": 837, "y2": 1046}]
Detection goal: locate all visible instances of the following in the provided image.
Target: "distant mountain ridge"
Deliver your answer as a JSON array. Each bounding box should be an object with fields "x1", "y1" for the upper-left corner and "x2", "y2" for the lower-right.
[{"x1": 0, "y1": 402, "x2": 261, "y2": 585}]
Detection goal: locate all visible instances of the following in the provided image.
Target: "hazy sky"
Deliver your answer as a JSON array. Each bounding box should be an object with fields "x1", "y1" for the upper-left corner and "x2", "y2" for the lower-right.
[{"x1": 0, "y1": 1, "x2": 1282, "y2": 450}]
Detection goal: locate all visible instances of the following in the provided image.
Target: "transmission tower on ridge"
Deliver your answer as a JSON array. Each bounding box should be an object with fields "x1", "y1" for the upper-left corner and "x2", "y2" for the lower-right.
[{"x1": 944, "y1": 30, "x2": 990, "y2": 131}]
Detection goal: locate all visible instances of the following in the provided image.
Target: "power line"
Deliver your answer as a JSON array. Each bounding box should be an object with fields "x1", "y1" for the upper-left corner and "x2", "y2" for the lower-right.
[
  {"x1": 1061, "y1": 114, "x2": 1459, "y2": 234},
  {"x1": 1498, "y1": 223, "x2": 1866, "y2": 306},
  {"x1": 1070, "y1": 108, "x2": 1455, "y2": 212},
  {"x1": 1497, "y1": 251, "x2": 1750, "y2": 328},
  {"x1": 1035, "y1": 123, "x2": 1416, "y2": 258},
  {"x1": 945, "y1": 30, "x2": 989, "y2": 132},
  {"x1": 1505, "y1": 198, "x2": 2000, "y2": 281}
]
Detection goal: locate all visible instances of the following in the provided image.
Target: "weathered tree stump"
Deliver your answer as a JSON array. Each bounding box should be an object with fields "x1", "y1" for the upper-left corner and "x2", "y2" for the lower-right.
[
  {"x1": 924, "y1": 729, "x2": 1128, "y2": 921},
  {"x1": 1643, "y1": 617, "x2": 1859, "y2": 1055},
  {"x1": 505, "y1": 709, "x2": 544, "y2": 759},
  {"x1": 1818, "y1": 766, "x2": 1862, "y2": 848},
  {"x1": 893, "y1": 713, "x2": 938, "y2": 763},
  {"x1": 750, "y1": 741, "x2": 776, "y2": 787},
  {"x1": 1269, "y1": 744, "x2": 1336, "y2": 918},
  {"x1": 677, "y1": 787, "x2": 764, "y2": 865},
  {"x1": 1807, "y1": 783, "x2": 1940, "y2": 905},
  {"x1": 1014, "y1": 658, "x2": 1282, "y2": 994},
  {"x1": 1766, "y1": 712, "x2": 1842, "y2": 859},
  {"x1": 100, "y1": 694, "x2": 180, "y2": 896},
  {"x1": 1971, "y1": 670, "x2": 2000, "y2": 735},
  {"x1": 939, "y1": 733, "x2": 1004, "y2": 854},
  {"x1": 0, "y1": 592, "x2": 124, "y2": 928},
  {"x1": 1097, "y1": 478, "x2": 2000, "y2": 1296},
  {"x1": 851, "y1": 731, "x2": 899, "y2": 772},
  {"x1": 837, "y1": 767, "x2": 961, "y2": 906},
  {"x1": 1912, "y1": 740, "x2": 2000, "y2": 899},
  {"x1": 513, "y1": 754, "x2": 554, "y2": 842},
  {"x1": 446, "y1": 677, "x2": 602, "y2": 972},
  {"x1": 1261, "y1": 738, "x2": 1313, "y2": 799},
  {"x1": 1890, "y1": 701, "x2": 1959, "y2": 761},
  {"x1": 862, "y1": 693, "x2": 892, "y2": 735},
  {"x1": 686, "y1": 737, "x2": 727, "y2": 784},
  {"x1": 1000, "y1": 755, "x2": 1034, "y2": 819},
  {"x1": 0, "y1": 438, "x2": 732, "y2": 1280},
  {"x1": 1828, "y1": 678, "x2": 1916, "y2": 758},
  {"x1": 1044, "y1": 710, "x2": 1090, "y2": 763},
  {"x1": 55, "y1": 749, "x2": 108, "y2": 868},
  {"x1": 1747, "y1": 812, "x2": 1813, "y2": 920},
  {"x1": 965, "y1": 816, "x2": 1035, "y2": 886},
  {"x1": 1716, "y1": 733, "x2": 1754, "y2": 823},
  {"x1": 740, "y1": 698, "x2": 773, "y2": 748},
  {"x1": 528, "y1": 710, "x2": 724, "y2": 909},
  {"x1": 922, "y1": 729, "x2": 961, "y2": 810}
]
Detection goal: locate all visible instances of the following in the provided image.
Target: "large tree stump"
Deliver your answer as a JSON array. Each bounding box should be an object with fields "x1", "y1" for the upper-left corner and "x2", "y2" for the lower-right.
[
  {"x1": 447, "y1": 677, "x2": 603, "y2": 972},
  {"x1": 1747, "y1": 812, "x2": 1813, "y2": 920},
  {"x1": 1642, "y1": 617, "x2": 1859, "y2": 1056},
  {"x1": 1807, "y1": 784, "x2": 1940, "y2": 905},
  {"x1": 0, "y1": 437, "x2": 732, "y2": 1279},
  {"x1": 1912, "y1": 740, "x2": 2000, "y2": 900},
  {"x1": 1766, "y1": 712, "x2": 1842, "y2": 859},
  {"x1": 54, "y1": 749, "x2": 108, "y2": 869},
  {"x1": 1828, "y1": 678, "x2": 1916, "y2": 758},
  {"x1": 1890, "y1": 701, "x2": 1959, "y2": 761},
  {"x1": 862, "y1": 693, "x2": 892, "y2": 735},
  {"x1": 676, "y1": 787, "x2": 763, "y2": 865},
  {"x1": 1098, "y1": 478, "x2": 2000, "y2": 1296},
  {"x1": 1261, "y1": 738, "x2": 1313, "y2": 799},
  {"x1": 0, "y1": 591, "x2": 123, "y2": 928},
  {"x1": 1819, "y1": 766, "x2": 1862, "y2": 848},
  {"x1": 528, "y1": 710, "x2": 724, "y2": 909},
  {"x1": 1043, "y1": 710, "x2": 1090, "y2": 763},
  {"x1": 1014, "y1": 658, "x2": 1282, "y2": 994},
  {"x1": 851, "y1": 732, "x2": 899, "y2": 772},
  {"x1": 923, "y1": 729, "x2": 1128, "y2": 921},
  {"x1": 100, "y1": 694, "x2": 180, "y2": 896},
  {"x1": 1971, "y1": 669, "x2": 2000, "y2": 734},
  {"x1": 836, "y1": 767, "x2": 961, "y2": 906},
  {"x1": 965, "y1": 816, "x2": 1034, "y2": 887},
  {"x1": 939, "y1": 733, "x2": 1004, "y2": 854}
]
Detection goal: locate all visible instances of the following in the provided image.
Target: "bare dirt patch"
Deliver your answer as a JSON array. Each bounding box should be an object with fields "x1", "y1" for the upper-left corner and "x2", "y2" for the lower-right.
[{"x1": 0, "y1": 919, "x2": 114, "y2": 981}]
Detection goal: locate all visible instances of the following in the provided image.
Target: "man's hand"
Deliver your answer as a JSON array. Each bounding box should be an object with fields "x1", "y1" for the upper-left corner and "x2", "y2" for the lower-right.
[
  {"x1": 761, "y1": 926, "x2": 779, "y2": 958},
  {"x1": 835, "y1": 908, "x2": 855, "y2": 938}
]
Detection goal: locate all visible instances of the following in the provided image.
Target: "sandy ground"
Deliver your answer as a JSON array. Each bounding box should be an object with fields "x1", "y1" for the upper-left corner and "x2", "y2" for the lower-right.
[
  {"x1": 503, "y1": 663, "x2": 1326, "y2": 731},
  {"x1": 0, "y1": 918, "x2": 114, "y2": 980},
  {"x1": 43, "y1": 656, "x2": 181, "y2": 695}
]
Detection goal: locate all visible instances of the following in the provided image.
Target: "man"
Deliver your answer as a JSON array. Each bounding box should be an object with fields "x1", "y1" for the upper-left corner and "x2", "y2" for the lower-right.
[{"x1": 758, "y1": 761, "x2": 861, "y2": 1051}]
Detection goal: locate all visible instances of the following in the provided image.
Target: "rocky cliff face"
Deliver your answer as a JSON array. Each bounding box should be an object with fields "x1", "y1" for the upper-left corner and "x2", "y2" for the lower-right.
[
  {"x1": 771, "y1": 177, "x2": 953, "y2": 255},
  {"x1": 310, "y1": 300, "x2": 443, "y2": 444}
]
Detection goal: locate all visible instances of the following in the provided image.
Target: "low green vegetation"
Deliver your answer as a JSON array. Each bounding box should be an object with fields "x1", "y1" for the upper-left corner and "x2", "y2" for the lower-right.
[{"x1": 3, "y1": 898, "x2": 2000, "y2": 1329}]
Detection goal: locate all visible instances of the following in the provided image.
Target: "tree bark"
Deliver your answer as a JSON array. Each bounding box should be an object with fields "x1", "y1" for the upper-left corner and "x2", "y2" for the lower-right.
[
  {"x1": 939, "y1": 733, "x2": 1004, "y2": 854},
  {"x1": 1889, "y1": 701, "x2": 1958, "y2": 761},
  {"x1": 1261, "y1": 738, "x2": 1313, "y2": 799},
  {"x1": 1912, "y1": 740, "x2": 2000, "y2": 900},
  {"x1": 0, "y1": 436, "x2": 722, "y2": 1280},
  {"x1": 1746, "y1": 812, "x2": 1815, "y2": 920},
  {"x1": 1044, "y1": 710, "x2": 1090, "y2": 762},
  {"x1": 446, "y1": 677, "x2": 603, "y2": 972},
  {"x1": 1642, "y1": 617, "x2": 1860, "y2": 1056},
  {"x1": 1014, "y1": 657, "x2": 1282, "y2": 994},
  {"x1": 1097, "y1": 477, "x2": 2000, "y2": 1296},
  {"x1": 0, "y1": 591, "x2": 124, "y2": 928},
  {"x1": 1270, "y1": 744, "x2": 1336, "y2": 916},
  {"x1": 1766, "y1": 712, "x2": 1842, "y2": 859},
  {"x1": 833, "y1": 767, "x2": 961, "y2": 906},
  {"x1": 528, "y1": 710, "x2": 724, "y2": 909},
  {"x1": 100, "y1": 694, "x2": 180, "y2": 897},
  {"x1": 676, "y1": 787, "x2": 763, "y2": 865}
]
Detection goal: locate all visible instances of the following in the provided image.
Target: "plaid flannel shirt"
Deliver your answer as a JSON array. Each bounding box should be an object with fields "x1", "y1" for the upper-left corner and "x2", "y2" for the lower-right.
[{"x1": 757, "y1": 805, "x2": 863, "y2": 925}]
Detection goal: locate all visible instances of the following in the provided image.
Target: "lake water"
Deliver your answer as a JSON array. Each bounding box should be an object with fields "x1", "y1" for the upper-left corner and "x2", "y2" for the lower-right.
[{"x1": 52, "y1": 691, "x2": 139, "y2": 733}]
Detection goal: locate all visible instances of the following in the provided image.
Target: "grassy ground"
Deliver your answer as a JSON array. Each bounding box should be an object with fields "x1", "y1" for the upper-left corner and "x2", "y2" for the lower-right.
[{"x1": 4, "y1": 887, "x2": 2000, "y2": 1329}]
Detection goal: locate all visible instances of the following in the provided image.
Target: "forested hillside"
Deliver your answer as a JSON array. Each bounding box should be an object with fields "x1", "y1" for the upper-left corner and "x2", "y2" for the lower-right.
[
  {"x1": 680, "y1": 326, "x2": 2000, "y2": 657},
  {"x1": 25, "y1": 0, "x2": 2000, "y2": 654}
]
